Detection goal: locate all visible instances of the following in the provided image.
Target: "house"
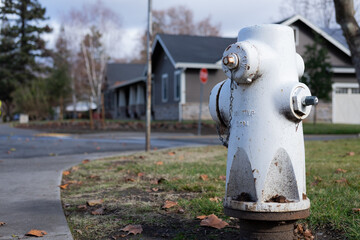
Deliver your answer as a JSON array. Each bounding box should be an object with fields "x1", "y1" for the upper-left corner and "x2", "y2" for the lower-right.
[
  {"x1": 105, "y1": 63, "x2": 146, "y2": 119},
  {"x1": 106, "y1": 15, "x2": 360, "y2": 124}
]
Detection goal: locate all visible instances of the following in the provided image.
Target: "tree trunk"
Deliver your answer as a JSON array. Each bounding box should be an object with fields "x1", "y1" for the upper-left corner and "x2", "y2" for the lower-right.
[
  {"x1": 59, "y1": 96, "x2": 64, "y2": 121},
  {"x1": 89, "y1": 100, "x2": 94, "y2": 130},
  {"x1": 334, "y1": 0, "x2": 360, "y2": 86},
  {"x1": 101, "y1": 92, "x2": 106, "y2": 129}
]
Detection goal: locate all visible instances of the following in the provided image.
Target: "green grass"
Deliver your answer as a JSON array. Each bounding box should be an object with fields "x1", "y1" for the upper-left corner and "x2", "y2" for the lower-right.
[
  {"x1": 303, "y1": 122, "x2": 360, "y2": 134},
  {"x1": 61, "y1": 140, "x2": 360, "y2": 239}
]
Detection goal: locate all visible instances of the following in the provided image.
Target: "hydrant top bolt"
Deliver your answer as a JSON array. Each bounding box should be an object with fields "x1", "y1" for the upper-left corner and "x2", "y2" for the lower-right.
[{"x1": 223, "y1": 53, "x2": 239, "y2": 70}]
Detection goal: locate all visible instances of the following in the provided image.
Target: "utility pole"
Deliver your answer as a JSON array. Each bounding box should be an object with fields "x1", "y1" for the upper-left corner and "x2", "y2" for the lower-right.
[{"x1": 145, "y1": 0, "x2": 152, "y2": 151}]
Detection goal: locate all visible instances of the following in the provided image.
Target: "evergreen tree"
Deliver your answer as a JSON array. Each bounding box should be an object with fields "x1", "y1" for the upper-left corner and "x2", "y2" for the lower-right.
[
  {"x1": 301, "y1": 33, "x2": 333, "y2": 124},
  {"x1": 0, "y1": 0, "x2": 51, "y2": 118},
  {"x1": 47, "y1": 26, "x2": 71, "y2": 120}
]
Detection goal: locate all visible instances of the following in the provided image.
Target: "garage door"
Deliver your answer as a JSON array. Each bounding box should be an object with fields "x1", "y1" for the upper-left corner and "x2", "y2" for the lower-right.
[{"x1": 333, "y1": 83, "x2": 360, "y2": 124}]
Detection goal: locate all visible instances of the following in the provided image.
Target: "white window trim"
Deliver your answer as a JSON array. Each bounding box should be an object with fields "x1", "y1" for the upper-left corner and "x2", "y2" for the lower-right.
[
  {"x1": 174, "y1": 70, "x2": 181, "y2": 101},
  {"x1": 161, "y1": 73, "x2": 169, "y2": 103},
  {"x1": 292, "y1": 26, "x2": 299, "y2": 46}
]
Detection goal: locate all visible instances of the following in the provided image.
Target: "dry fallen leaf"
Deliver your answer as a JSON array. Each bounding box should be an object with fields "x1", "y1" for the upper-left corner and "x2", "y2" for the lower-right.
[
  {"x1": 151, "y1": 188, "x2": 159, "y2": 192},
  {"x1": 125, "y1": 178, "x2": 136, "y2": 182},
  {"x1": 196, "y1": 215, "x2": 207, "y2": 220},
  {"x1": 162, "y1": 200, "x2": 178, "y2": 209},
  {"x1": 71, "y1": 166, "x2": 80, "y2": 171},
  {"x1": 177, "y1": 208, "x2": 185, "y2": 214},
  {"x1": 200, "y1": 214, "x2": 228, "y2": 229},
  {"x1": 82, "y1": 159, "x2": 90, "y2": 164},
  {"x1": 91, "y1": 207, "x2": 105, "y2": 215},
  {"x1": 87, "y1": 199, "x2": 104, "y2": 206},
  {"x1": 120, "y1": 224, "x2": 143, "y2": 235},
  {"x1": 219, "y1": 175, "x2": 226, "y2": 181},
  {"x1": 310, "y1": 176, "x2": 322, "y2": 186},
  {"x1": 25, "y1": 229, "x2": 47, "y2": 237},
  {"x1": 156, "y1": 161, "x2": 163, "y2": 165},
  {"x1": 209, "y1": 197, "x2": 221, "y2": 203},
  {"x1": 62, "y1": 171, "x2": 70, "y2": 176},
  {"x1": 347, "y1": 152, "x2": 355, "y2": 156},
  {"x1": 303, "y1": 229, "x2": 313, "y2": 237},
  {"x1": 335, "y1": 178, "x2": 349, "y2": 184},
  {"x1": 0, "y1": 222, "x2": 5, "y2": 226},
  {"x1": 75, "y1": 229, "x2": 83, "y2": 235},
  {"x1": 352, "y1": 208, "x2": 360, "y2": 213},
  {"x1": 168, "y1": 151, "x2": 175, "y2": 156},
  {"x1": 60, "y1": 184, "x2": 69, "y2": 190},
  {"x1": 335, "y1": 168, "x2": 347, "y2": 173},
  {"x1": 137, "y1": 172, "x2": 145, "y2": 177},
  {"x1": 77, "y1": 204, "x2": 87, "y2": 210},
  {"x1": 200, "y1": 174, "x2": 209, "y2": 181}
]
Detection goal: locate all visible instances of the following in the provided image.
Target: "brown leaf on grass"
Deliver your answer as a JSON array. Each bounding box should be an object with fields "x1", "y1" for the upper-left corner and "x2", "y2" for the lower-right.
[
  {"x1": 168, "y1": 151, "x2": 175, "y2": 156},
  {"x1": 310, "y1": 176, "x2": 322, "y2": 186},
  {"x1": 352, "y1": 208, "x2": 360, "y2": 213},
  {"x1": 60, "y1": 184, "x2": 69, "y2": 190},
  {"x1": 75, "y1": 229, "x2": 83, "y2": 235},
  {"x1": 125, "y1": 178, "x2": 135, "y2": 182},
  {"x1": 89, "y1": 175, "x2": 100, "y2": 180},
  {"x1": 196, "y1": 215, "x2": 207, "y2": 220},
  {"x1": 335, "y1": 178, "x2": 349, "y2": 184},
  {"x1": 219, "y1": 175, "x2": 226, "y2": 181},
  {"x1": 200, "y1": 214, "x2": 228, "y2": 229},
  {"x1": 209, "y1": 197, "x2": 221, "y2": 203},
  {"x1": 156, "y1": 161, "x2": 163, "y2": 165},
  {"x1": 91, "y1": 207, "x2": 105, "y2": 215},
  {"x1": 0, "y1": 222, "x2": 5, "y2": 226},
  {"x1": 137, "y1": 172, "x2": 144, "y2": 177},
  {"x1": 87, "y1": 199, "x2": 103, "y2": 206},
  {"x1": 25, "y1": 229, "x2": 47, "y2": 237},
  {"x1": 82, "y1": 159, "x2": 90, "y2": 164},
  {"x1": 71, "y1": 166, "x2": 80, "y2": 171},
  {"x1": 347, "y1": 152, "x2": 355, "y2": 156},
  {"x1": 177, "y1": 208, "x2": 185, "y2": 214},
  {"x1": 303, "y1": 229, "x2": 313, "y2": 237},
  {"x1": 120, "y1": 224, "x2": 143, "y2": 235},
  {"x1": 62, "y1": 171, "x2": 70, "y2": 176},
  {"x1": 162, "y1": 200, "x2": 178, "y2": 209},
  {"x1": 77, "y1": 205, "x2": 87, "y2": 210},
  {"x1": 152, "y1": 188, "x2": 159, "y2": 192},
  {"x1": 335, "y1": 168, "x2": 347, "y2": 173},
  {"x1": 200, "y1": 174, "x2": 209, "y2": 181}
]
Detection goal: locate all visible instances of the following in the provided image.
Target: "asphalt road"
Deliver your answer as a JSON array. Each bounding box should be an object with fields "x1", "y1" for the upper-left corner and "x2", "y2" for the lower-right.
[{"x1": 0, "y1": 123, "x2": 358, "y2": 240}]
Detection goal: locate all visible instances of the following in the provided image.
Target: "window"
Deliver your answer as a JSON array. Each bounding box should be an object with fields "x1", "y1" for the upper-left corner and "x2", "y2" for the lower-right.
[
  {"x1": 174, "y1": 71, "x2": 181, "y2": 101},
  {"x1": 351, "y1": 88, "x2": 360, "y2": 94},
  {"x1": 161, "y1": 74, "x2": 168, "y2": 102},
  {"x1": 292, "y1": 26, "x2": 299, "y2": 46},
  {"x1": 336, "y1": 88, "x2": 348, "y2": 94}
]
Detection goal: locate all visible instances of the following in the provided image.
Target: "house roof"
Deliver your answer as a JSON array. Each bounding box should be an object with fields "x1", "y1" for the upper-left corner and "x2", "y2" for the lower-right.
[
  {"x1": 154, "y1": 34, "x2": 236, "y2": 69},
  {"x1": 279, "y1": 14, "x2": 350, "y2": 56},
  {"x1": 106, "y1": 63, "x2": 145, "y2": 87}
]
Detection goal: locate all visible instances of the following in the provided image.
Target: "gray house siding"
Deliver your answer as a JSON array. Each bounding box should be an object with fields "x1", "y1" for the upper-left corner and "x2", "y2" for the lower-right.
[
  {"x1": 292, "y1": 21, "x2": 352, "y2": 67},
  {"x1": 152, "y1": 49, "x2": 179, "y2": 120},
  {"x1": 182, "y1": 68, "x2": 226, "y2": 120}
]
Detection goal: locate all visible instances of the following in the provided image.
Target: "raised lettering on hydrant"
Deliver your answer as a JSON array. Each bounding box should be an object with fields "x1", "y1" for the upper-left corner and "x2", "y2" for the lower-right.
[{"x1": 209, "y1": 24, "x2": 317, "y2": 239}]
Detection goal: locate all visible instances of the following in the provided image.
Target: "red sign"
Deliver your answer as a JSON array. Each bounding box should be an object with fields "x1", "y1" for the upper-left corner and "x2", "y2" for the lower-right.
[{"x1": 199, "y1": 68, "x2": 208, "y2": 84}]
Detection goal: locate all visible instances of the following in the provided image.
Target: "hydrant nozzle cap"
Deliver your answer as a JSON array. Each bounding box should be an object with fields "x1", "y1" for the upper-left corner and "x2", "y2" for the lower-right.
[{"x1": 222, "y1": 53, "x2": 239, "y2": 70}]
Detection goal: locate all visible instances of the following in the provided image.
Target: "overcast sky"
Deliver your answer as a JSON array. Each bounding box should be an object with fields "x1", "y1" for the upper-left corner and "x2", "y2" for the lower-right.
[{"x1": 38, "y1": 0, "x2": 287, "y2": 59}]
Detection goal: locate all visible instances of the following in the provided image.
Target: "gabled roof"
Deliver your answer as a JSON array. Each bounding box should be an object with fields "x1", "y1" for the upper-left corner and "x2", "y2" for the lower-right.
[
  {"x1": 106, "y1": 63, "x2": 145, "y2": 88},
  {"x1": 279, "y1": 15, "x2": 350, "y2": 56},
  {"x1": 153, "y1": 34, "x2": 236, "y2": 69}
]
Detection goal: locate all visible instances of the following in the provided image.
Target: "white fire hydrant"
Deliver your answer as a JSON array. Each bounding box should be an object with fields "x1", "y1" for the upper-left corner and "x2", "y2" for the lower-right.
[{"x1": 209, "y1": 24, "x2": 317, "y2": 239}]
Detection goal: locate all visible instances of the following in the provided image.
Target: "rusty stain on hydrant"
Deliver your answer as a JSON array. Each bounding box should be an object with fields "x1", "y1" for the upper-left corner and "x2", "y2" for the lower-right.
[{"x1": 209, "y1": 24, "x2": 317, "y2": 240}]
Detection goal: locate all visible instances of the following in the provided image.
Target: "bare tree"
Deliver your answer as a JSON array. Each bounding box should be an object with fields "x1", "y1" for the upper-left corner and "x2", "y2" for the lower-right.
[
  {"x1": 137, "y1": 5, "x2": 221, "y2": 62},
  {"x1": 61, "y1": 0, "x2": 121, "y2": 124},
  {"x1": 334, "y1": 0, "x2": 360, "y2": 85}
]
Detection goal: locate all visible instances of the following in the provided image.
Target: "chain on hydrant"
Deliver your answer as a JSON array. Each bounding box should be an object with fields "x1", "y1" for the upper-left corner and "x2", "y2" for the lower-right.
[{"x1": 209, "y1": 24, "x2": 317, "y2": 240}]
